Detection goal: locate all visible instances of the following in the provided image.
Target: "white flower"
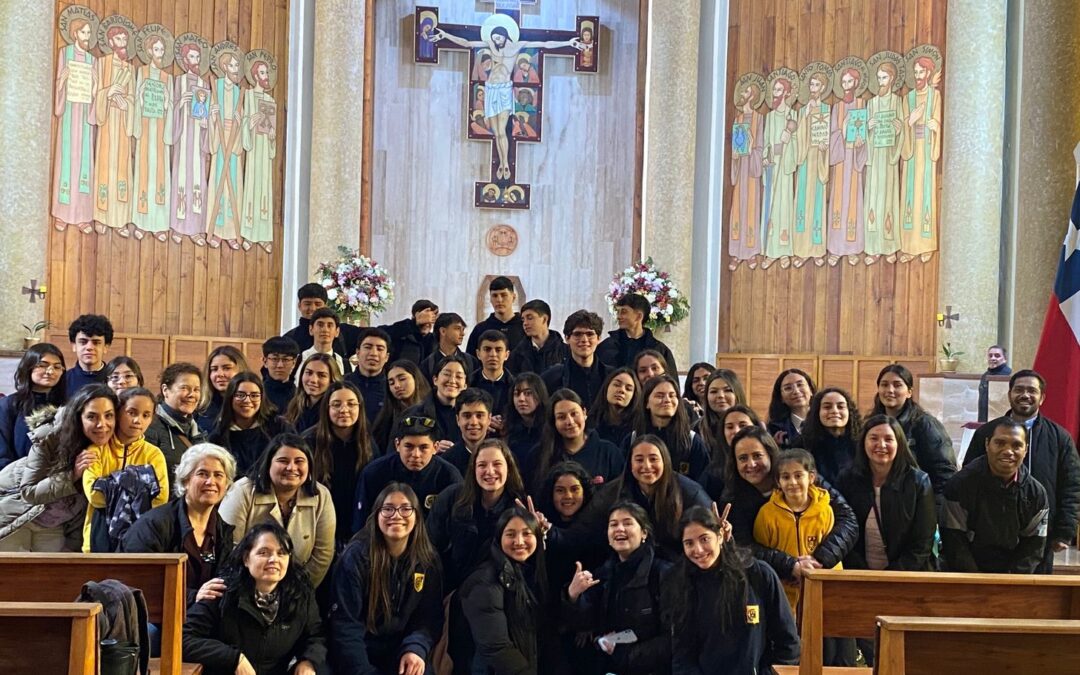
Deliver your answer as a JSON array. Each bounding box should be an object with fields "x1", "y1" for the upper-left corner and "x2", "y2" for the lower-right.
[
  {"x1": 377, "y1": 288, "x2": 389, "y2": 299},
  {"x1": 646, "y1": 293, "x2": 656, "y2": 303},
  {"x1": 664, "y1": 305, "x2": 674, "y2": 315},
  {"x1": 669, "y1": 289, "x2": 679, "y2": 299},
  {"x1": 326, "y1": 288, "x2": 339, "y2": 301}
]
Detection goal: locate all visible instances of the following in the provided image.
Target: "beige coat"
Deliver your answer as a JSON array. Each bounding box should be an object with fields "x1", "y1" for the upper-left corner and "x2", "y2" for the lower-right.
[{"x1": 218, "y1": 476, "x2": 336, "y2": 587}]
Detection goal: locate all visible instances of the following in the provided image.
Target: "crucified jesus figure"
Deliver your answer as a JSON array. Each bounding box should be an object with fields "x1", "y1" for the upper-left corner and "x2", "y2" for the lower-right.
[{"x1": 429, "y1": 16, "x2": 584, "y2": 180}]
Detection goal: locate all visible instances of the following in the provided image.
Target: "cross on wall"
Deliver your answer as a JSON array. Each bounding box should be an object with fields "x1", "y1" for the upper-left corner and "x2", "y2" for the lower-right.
[
  {"x1": 22, "y1": 280, "x2": 47, "y2": 304},
  {"x1": 937, "y1": 305, "x2": 960, "y2": 328}
]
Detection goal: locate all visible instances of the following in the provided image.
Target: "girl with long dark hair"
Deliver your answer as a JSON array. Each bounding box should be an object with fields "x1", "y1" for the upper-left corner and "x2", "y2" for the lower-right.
[
  {"x1": 793, "y1": 387, "x2": 862, "y2": 484},
  {"x1": 210, "y1": 372, "x2": 295, "y2": 475},
  {"x1": 504, "y1": 373, "x2": 549, "y2": 463},
  {"x1": 631, "y1": 375, "x2": 709, "y2": 479},
  {"x1": 697, "y1": 369, "x2": 748, "y2": 456},
  {"x1": 371, "y1": 360, "x2": 430, "y2": 454},
  {"x1": 682, "y1": 362, "x2": 716, "y2": 408},
  {"x1": 0, "y1": 343, "x2": 67, "y2": 467},
  {"x1": 285, "y1": 353, "x2": 342, "y2": 433},
  {"x1": 526, "y1": 388, "x2": 624, "y2": 494},
  {"x1": 699, "y1": 405, "x2": 763, "y2": 502},
  {"x1": 103, "y1": 355, "x2": 144, "y2": 394},
  {"x1": 587, "y1": 367, "x2": 642, "y2": 446},
  {"x1": 196, "y1": 346, "x2": 251, "y2": 434},
  {"x1": 766, "y1": 368, "x2": 816, "y2": 448}
]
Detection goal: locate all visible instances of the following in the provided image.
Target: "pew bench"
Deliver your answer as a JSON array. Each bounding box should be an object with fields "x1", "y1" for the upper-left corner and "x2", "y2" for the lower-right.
[
  {"x1": 0, "y1": 601, "x2": 100, "y2": 675},
  {"x1": 875, "y1": 615, "x2": 1080, "y2": 673},
  {"x1": 0, "y1": 553, "x2": 198, "y2": 675}
]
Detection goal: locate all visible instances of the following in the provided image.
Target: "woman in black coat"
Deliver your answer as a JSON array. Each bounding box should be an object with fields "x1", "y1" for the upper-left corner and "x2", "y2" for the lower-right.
[
  {"x1": 183, "y1": 522, "x2": 326, "y2": 675},
  {"x1": 330, "y1": 482, "x2": 443, "y2": 675},
  {"x1": 209, "y1": 372, "x2": 296, "y2": 476},
  {"x1": 564, "y1": 502, "x2": 671, "y2": 675},
  {"x1": 792, "y1": 387, "x2": 862, "y2": 485},
  {"x1": 586, "y1": 368, "x2": 642, "y2": 447}
]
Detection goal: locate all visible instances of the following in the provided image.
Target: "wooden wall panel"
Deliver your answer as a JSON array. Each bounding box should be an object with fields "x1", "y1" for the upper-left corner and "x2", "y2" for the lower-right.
[
  {"x1": 719, "y1": 0, "x2": 946, "y2": 358},
  {"x1": 45, "y1": 0, "x2": 289, "y2": 340}
]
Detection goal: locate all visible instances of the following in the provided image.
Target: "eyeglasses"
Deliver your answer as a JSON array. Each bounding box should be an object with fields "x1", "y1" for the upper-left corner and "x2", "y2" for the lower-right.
[
  {"x1": 401, "y1": 416, "x2": 436, "y2": 428},
  {"x1": 108, "y1": 373, "x2": 137, "y2": 383},
  {"x1": 379, "y1": 504, "x2": 416, "y2": 518},
  {"x1": 233, "y1": 392, "x2": 262, "y2": 401},
  {"x1": 33, "y1": 363, "x2": 65, "y2": 375},
  {"x1": 266, "y1": 356, "x2": 296, "y2": 364}
]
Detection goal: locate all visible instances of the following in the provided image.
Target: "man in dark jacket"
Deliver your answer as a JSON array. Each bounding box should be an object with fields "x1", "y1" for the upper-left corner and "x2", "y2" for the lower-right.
[
  {"x1": 260, "y1": 336, "x2": 299, "y2": 415},
  {"x1": 419, "y1": 312, "x2": 479, "y2": 382},
  {"x1": 507, "y1": 299, "x2": 567, "y2": 375},
  {"x1": 344, "y1": 328, "x2": 391, "y2": 425},
  {"x1": 379, "y1": 299, "x2": 439, "y2": 365},
  {"x1": 944, "y1": 417, "x2": 1049, "y2": 573},
  {"x1": 596, "y1": 293, "x2": 678, "y2": 377},
  {"x1": 978, "y1": 344, "x2": 1012, "y2": 422},
  {"x1": 466, "y1": 276, "x2": 526, "y2": 355},
  {"x1": 542, "y1": 310, "x2": 613, "y2": 406},
  {"x1": 282, "y1": 283, "x2": 361, "y2": 359},
  {"x1": 963, "y1": 369, "x2": 1080, "y2": 571}
]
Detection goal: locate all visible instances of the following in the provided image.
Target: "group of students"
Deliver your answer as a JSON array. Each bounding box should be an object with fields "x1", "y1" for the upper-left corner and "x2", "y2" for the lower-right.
[{"x1": 0, "y1": 279, "x2": 1076, "y2": 675}]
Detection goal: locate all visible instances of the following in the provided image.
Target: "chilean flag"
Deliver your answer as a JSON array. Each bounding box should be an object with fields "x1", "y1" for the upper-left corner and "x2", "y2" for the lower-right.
[{"x1": 1032, "y1": 180, "x2": 1080, "y2": 441}]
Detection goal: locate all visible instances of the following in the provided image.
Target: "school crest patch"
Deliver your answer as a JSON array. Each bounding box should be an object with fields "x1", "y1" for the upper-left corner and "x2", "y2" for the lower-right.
[
  {"x1": 414, "y1": 573, "x2": 425, "y2": 592},
  {"x1": 679, "y1": 462, "x2": 690, "y2": 475},
  {"x1": 746, "y1": 604, "x2": 760, "y2": 624},
  {"x1": 425, "y1": 494, "x2": 436, "y2": 509}
]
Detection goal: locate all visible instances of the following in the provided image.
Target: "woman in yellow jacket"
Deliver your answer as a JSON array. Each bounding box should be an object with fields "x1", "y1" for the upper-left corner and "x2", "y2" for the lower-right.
[{"x1": 82, "y1": 388, "x2": 169, "y2": 551}]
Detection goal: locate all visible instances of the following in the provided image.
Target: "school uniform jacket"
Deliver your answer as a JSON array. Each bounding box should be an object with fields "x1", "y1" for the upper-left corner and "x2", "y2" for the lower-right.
[
  {"x1": 352, "y1": 453, "x2": 462, "y2": 533},
  {"x1": 507, "y1": 332, "x2": 568, "y2": 376},
  {"x1": 596, "y1": 328, "x2": 679, "y2": 380},
  {"x1": 466, "y1": 313, "x2": 526, "y2": 356}
]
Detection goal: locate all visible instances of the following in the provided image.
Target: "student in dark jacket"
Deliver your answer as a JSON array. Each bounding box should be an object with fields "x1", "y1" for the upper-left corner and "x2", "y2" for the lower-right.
[
  {"x1": 145, "y1": 362, "x2": 208, "y2": 475},
  {"x1": 209, "y1": 373, "x2": 295, "y2": 476},
  {"x1": 872, "y1": 364, "x2": 957, "y2": 496},
  {"x1": 963, "y1": 369, "x2": 1080, "y2": 572},
  {"x1": 195, "y1": 346, "x2": 251, "y2": 434},
  {"x1": 459, "y1": 507, "x2": 560, "y2": 675},
  {"x1": 835, "y1": 415, "x2": 937, "y2": 572},
  {"x1": 504, "y1": 373, "x2": 549, "y2": 465},
  {"x1": 380, "y1": 299, "x2": 439, "y2": 365},
  {"x1": 473, "y1": 330, "x2": 515, "y2": 426},
  {"x1": 536, "y1": 462, "x2": 603, "y2": 593},
  {"x1": 542, "y1": 310, "x2": 613, "y2": 409},
  {"x1": 330, "y1": 483, "x2": 444, "y2": 675},
  {"x1": 353, "y1": 416, "x2": 462, "y2": 532},
  {"x1": 722, "y1": 427, "x2": 858, "y2": 582},
  {"x1": 793, "y1": 388, "x2": 862, "y2": 485},
  {"x1": 442, "y1": 389, "x2": 494, "y2": 475},
  {"x1": 564, "y1": 502, "x2": 672, "y2": 675},
  {"x1": 698, "y1": 405, "x2": 761, "y2": 503},
  {"x1": 507, "y1": 299, "x2": 567, "y2": 375},
  {"x1": 587, "y1": 367, "x2": 642, "y2": 447},
  {"x1": 122, "y1": 443, "x2": 237, "y2": 606},
  {"x1": 766, "y1": 368, "x2": 816, "y2": 449},
  {"x1": 0, "y1": 344, "x2": 67, "y2": 469},
  {"x1": 419, "y1": 312, "x2": 480, "y2": 383},
  {"x1": 667, "y1": 505, "x2": 799, "y2": 675},
  {"x1": 344, "y1": 327, "x2": 392, "y2": 425},
  {"x1": 259, "y1": 337, "x2": 299, "y2": 416},
  {"x1": 942, "y1": 417, "x2": 1050, "y2": 574},
  {"x1": 281, "y1": 282, "x2": 360, "y2": 360},
  {"x1": 283, "y1": 353, "x2": 342, "y2": 434},
  {"x1": 524, "y1": 389, "x2": 625, "y2": 494},
  {"x1": 183, "y1": 522, "x2": 326, "y2": 675},
  {"x1": 628, "y1": 375, "x2": 709, "y2": 480},
  {"x1": 64, "y1": 314, "x2": 113, "y2": 397},
  {"x1": 303, "y1": 381, "x2": 379, "y2": 547},
  {"x1": 404, "y1": 354, "x2": 470, "y2": 451},
  {"x1": 596, "y1": 293, "x2": 678, "y2": 379},
  {"x1": 372, "y1": 361, "x2": 431, "y2": 455},
  {"x1": 466, "y1": 276, "x2": 527, "y2": 356}
]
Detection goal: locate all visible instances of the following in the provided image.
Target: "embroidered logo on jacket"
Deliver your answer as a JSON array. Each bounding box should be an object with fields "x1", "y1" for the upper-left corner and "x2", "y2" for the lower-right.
[
  {"x1": 414, "y1": 573, "x2": 425, "y2": 592},
  {"x1": 746, "y1": 604, "x2": 760, "y2": 624}
]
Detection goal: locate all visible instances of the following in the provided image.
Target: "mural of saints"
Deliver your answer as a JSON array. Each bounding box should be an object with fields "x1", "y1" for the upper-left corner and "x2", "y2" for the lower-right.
[
  {"x1": 761, "y1": 68, "x2": 800, "y2": 268},
  {"x1": 240, "y1": 49, "x2": 277, "y2": 252},
  {"x1": 793, "y1": 62, "x2": 833, "y2": 266},
  {"x1": 53, "y1": 7, "x2": 99, "y2": 230},
  {"x1": 132, "y1": 24, "x2": 175, "y2": 240},
  {"x1": 900, "y1": 46, "x2": 943, "y2": 262},
  {"x1": 170, "y1": 33, "x2": 212, "y2": 245},
  {"x1": 92, "y1": 15, "x2": 137, "y2": 235},
  {"x1": 206, "y1": 41, "x2": 246, "y2": 249},
  {"x1": 828, "y1": 58, "x2": 869, "y2": 265},
  {"x1": 728, "y1": 73, "x2": 765, "y2": 270},
  {"x1": 863, "y1": 51, "x2": 905, "y2": 263}
]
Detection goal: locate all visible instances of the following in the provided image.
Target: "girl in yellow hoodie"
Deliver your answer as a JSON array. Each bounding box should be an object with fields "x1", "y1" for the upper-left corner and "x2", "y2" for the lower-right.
[
  {"x1": 753, "y1": 448, "x2": 841, "y2": 612},
  {"x1": 82, "y1": 388, "x2": 169, "y2": 551}
]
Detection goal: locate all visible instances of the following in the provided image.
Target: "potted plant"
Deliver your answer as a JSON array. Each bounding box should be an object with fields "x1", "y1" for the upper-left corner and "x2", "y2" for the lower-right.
[
  {"x1": 316, "y1": 246, "x2": 396, "y2": 326},
  {"x1": 21, "y1": 320, "x2": 50, "y2": 351},
  {"x1": 939, "y1": 342, "x2": 963, "y2": 373}
]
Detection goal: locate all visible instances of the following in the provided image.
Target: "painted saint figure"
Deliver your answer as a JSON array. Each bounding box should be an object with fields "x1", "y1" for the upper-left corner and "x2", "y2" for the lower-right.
[
  {"x1": 728, "y1": 80, "x2": 764, "y2": 270},
  {"x1": 132, "y1": 30, "x2": 175, "y2": 239},
  {"x1": 171, "y1": 40, "x2": 211, "y2": 244},
  {"x1": 240, "y1": 57, "x2": 277, "y2": 252},
  {"x1": 92, "y1": 20, "x2": 136, "y2": 235},
  {"x1": 428, "y1": 14, "x2": 584, "y2": 180},
  {"x1": 53, "y1": 17, "x2": 97, "y2": 229},
  {"x1": 793, "y1": 72, "x2": 831, "y2": 266},
  {"x1": 206, "y1": 45, "x2": 246, "y2": 248},
  {"x1": 828, "y1": 67, "x2": 868, "y2": 265},
  {"x1": 761, "y1": 77, "x2": 798, "y2": 267},
  {"x1": 512, "y1": 53, "x2": 540, "y2": 83},
  {"x1": 863, "y1": 61, "x2": 904, "y2": 263},
  {"x1": 899, "y1": 56, "x2": 942, "y2": 262},
  {"x1": 579, "y1": 25, "x2": 595, "y2": 69},
  {"x1": 418, "y1": 16, "x2": 437, "y2": 60}
]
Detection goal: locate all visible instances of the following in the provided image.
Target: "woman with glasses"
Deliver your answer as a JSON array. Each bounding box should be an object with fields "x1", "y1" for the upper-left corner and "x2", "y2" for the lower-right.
[
  {"x1": 330, "y1": 483, "x2": 443, "y2": 675},
  {"x1": 209, "y1": 373, "x2": 296, "y2": 476},
  {"x1": 103, "y1": 356, "x2": 144, "y2": 394},
  {"x1": 0, "y1": 344, "x2": 67, "y2": 469},
  {"x1": 145, "y1": 362, "x2": 208, "y2": 475},
  {"x1": 122, "y1": 443, "x2": 238, "y2": 607}
]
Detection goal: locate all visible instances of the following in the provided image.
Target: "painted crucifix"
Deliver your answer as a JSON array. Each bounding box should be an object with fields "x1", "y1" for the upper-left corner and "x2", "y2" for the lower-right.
[{"x1": 415, "y1": 4, "x2": 599, "y2": 210}]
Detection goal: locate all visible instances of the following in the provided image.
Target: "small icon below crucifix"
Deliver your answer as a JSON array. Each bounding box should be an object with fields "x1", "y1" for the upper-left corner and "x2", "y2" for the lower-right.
[
  {"x1": 937, "y1": 305, "x2": 959, "y2": 328},
  {"x1": 415, "y1": 4, "x2": 598, "y2": 210},
  {"x1": 22, "y1": 280, "x2": 47, "y2": 304}
]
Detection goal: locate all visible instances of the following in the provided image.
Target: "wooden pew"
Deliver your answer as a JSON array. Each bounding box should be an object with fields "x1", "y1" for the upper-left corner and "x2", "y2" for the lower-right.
[
  {"x1": 776, "y1": 569, "x2": 1080, "y2": 675},
  {"x1": 0, "y1": 601, "x2": 100, "y2": 675},
  {"x1": 875, "y1": 615, "x2": 1080, "y2": 673},
  {"x1": 0, "y1": 553, "x2": 192, "y2": 675}
]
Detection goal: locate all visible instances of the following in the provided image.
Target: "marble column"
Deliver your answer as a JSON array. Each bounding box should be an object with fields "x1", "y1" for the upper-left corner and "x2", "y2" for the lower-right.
[
  {"x1": 0, "y1": 4, "x2": 55, "y2": 350},
  {"x1": 642, "y1": 0, "x2": 702, "y2": 372},
  {"x1": 937, "y1": 0, "x2": 1008, "y2": 370}
]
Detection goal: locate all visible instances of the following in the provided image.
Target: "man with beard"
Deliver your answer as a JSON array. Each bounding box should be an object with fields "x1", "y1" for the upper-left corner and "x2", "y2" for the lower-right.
[
  {"x1": 206, "y1": 46, "x2": 246, "y2": 248},
  {"x1": 428, "y1": 16, "x2": 584, "y2": 180},
  {"x1": 241, "y1": 59, "x2": 276, "y2": 251},
  {"x1": 900, "y1": 56, "x2": 942, "y2": 262},
  {"x1": 171, "y1": 41, "x2": 210, "y2": 244},
  {"x1": 53, "y1": 18, "x2": 96, "y2": 228},
  {"x1": 133, "y1": 33, "x2": 174, "y2": 239},
  {"x1": 828, "y1": 67, "x2": 868, "y2": 265},
  {"x1": 761, "y1": 77, "x2": 797, "y2": 266},
  {"x1": 864, "y1": 61, "x2": 904, "y2": 263},
  {"x1": 963, "y1": 370, "x2": 1080, "y2": 572},
  {"x1": 728, "y1": 82, "x2": 764, "y2": 270},
  {"x1": 793, "y1": 72, "x2": 830, "y2": 266},
  {"x1": 92, "y1": 22, "x2": 136, "y2": 234}
]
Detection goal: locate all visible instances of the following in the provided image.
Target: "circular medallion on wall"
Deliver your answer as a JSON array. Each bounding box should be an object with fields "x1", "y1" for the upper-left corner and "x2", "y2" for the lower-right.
[{"x1": 486, "y1": 225, "x2": 518, "y2": 256}]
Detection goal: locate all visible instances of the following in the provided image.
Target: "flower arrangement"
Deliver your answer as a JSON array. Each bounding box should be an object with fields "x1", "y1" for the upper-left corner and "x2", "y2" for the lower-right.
[
  {"x1": 316, "y1": 246, "x2": 395, "y2": 324},
  {"x1": 606, "y1": 257, "x2": 690, "y2": 331}
]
